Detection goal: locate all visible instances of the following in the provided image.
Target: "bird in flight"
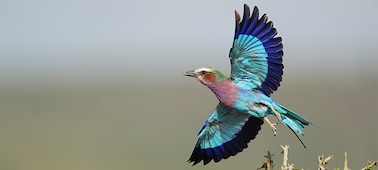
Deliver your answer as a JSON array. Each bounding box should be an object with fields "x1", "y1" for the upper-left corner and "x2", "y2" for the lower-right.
[{"x1": 184, "y1": 4, "x2": 310, "y2": 165}]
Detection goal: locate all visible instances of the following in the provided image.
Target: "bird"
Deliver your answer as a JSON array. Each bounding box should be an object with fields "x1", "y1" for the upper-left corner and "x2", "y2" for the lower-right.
[{"x1": 184, "y1": 4, "x2": 310, "y2": 166}]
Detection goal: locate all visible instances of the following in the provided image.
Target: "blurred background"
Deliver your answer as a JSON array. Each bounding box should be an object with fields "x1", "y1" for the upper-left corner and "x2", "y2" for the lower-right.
[{"x1": 1, "y1": 0, "x2": 377, "y2": 170}]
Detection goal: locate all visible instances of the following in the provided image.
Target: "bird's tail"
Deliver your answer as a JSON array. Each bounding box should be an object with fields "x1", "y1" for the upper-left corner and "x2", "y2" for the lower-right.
[
  {"x1": 272, "y1": 102, "x2": 310, "y2": 136},
  {"x1": 271, "y1": 102, "x2": 310, "y2": 147}
]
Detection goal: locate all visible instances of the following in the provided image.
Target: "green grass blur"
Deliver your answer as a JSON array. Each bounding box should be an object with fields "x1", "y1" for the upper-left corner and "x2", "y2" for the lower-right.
[{"x1": 1, "y1": 78, "x2": 377, "y2": 170}]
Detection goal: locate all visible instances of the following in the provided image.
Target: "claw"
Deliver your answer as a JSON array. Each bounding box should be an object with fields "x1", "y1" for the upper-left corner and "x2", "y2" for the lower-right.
[{"x1": 264, "y1": 117, "x2": 278, "y2": 136}]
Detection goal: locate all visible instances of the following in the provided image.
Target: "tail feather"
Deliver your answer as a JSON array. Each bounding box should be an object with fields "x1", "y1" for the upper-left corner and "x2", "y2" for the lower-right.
[
  {"x1": 272, "y1": 102, "x2": 310, "y2": 147},
  {"x1": 278, "y1": 104, "x2": 310, "y2": 127},
  {"x1": 286, "y1": 123, "x2": 307, "y2": 148},
  {"x1": 281, "y1": 114, "x2": 305, "y2": 135}
]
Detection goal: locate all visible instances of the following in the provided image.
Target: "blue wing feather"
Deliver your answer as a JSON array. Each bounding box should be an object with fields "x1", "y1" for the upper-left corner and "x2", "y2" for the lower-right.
[
  {"x1": 240, "y1": 10, "x2": 251, "y2": 34},
  {"x1": 269, "y1": 51, "x2": 284, "y2": 58},
  {"x1": 264, "y1": 39, "x2": 282, "y2": 49},
  {"x1": 212, "y1": 148, "x2": 222, "y2": 162},
  {"x1": 256, "y1": 22, "x2": 274, "y2": 40},
  {"x1": 251, "y1": 15, "x2": 268, "y2": 36},
  {"x1": 245, "y1": 9, "x2": 259, "y2": 35},
  {"x1": 188, "y1": 103, "x2": 263, "y2": 165},
  {"x1": 267, "y1": 57, "x2": 282, "y2": 64},
  {"x1": 229, "y1": 4, "x2": 284, "y2": 96},
  {"x1": 259, "y1": 29, "x2": 277, "y2": 43}
]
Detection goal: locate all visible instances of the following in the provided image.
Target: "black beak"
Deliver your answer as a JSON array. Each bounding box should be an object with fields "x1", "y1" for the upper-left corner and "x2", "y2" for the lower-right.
[{"x1": 184, "y1": 70, "x2": 197, "y2": 77}]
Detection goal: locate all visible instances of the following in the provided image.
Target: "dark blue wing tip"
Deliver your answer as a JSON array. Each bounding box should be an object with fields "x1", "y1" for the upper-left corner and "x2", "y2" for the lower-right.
[
  {"x1": 234, "y1": 4, "x2": 283, "y2": 53},
  {"x1": 188, "y1": 116, "x2": 264, "y2": 166},
  {"x1": 234, "y1": 4, "x2": 284, "y2": 96},
  {"x1": 234, "y1": 4, "x2": 279, "y2": 41}
]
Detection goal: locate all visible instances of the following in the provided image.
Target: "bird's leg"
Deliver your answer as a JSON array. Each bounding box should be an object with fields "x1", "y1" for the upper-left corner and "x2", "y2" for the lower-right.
[
  {"x1": 269, "y1": 104, "x2": 282, "y2": 123},
  {"x1": 261, "y1": 101, "x2": 282, "y2": 123},
  {"x1": 264, "y1": 117, "x2": 277, "y2": 136}
]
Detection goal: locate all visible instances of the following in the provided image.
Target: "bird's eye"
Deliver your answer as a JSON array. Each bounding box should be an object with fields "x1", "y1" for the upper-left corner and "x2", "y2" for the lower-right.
[{"x1": 201, "y1": 71, "x2": 208, "y2": 75}]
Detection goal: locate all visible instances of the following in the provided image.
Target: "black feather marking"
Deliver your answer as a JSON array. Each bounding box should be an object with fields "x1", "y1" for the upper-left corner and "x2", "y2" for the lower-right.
[{"x1": 287, "y1": 126, "x2": 307, "y2": 148}]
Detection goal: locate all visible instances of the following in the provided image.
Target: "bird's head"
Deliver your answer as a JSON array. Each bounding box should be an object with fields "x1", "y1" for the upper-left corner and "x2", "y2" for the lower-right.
[{"x1": 184, "y1": 67, "x2": 228, "y2": 85}]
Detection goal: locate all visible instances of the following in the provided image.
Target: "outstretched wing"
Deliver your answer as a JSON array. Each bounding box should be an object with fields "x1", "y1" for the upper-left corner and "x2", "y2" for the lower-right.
[
  {"x1": 229, "y1": 4, "x2": 283, "y2": 96},
  {"x1": 188, "y1": 103, "x2": 264, "y2": 165}
]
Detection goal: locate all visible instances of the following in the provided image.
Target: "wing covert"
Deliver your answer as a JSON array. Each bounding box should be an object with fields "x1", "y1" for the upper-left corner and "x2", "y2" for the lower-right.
[
  {"x1": 188, "y1": 103, "x2": 264, "y2": 165},
  {"x1": 229, "y1": 4, "x2": 284, "y2": 96}
]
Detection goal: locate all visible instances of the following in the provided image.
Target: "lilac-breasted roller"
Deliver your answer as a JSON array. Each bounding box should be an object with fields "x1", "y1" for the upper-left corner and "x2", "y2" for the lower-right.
[{"x1": 184, "y1": 4, "x2": 310, "y2": 165}]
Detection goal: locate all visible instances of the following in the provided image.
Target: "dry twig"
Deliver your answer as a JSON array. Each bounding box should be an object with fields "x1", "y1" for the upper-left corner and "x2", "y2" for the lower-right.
[
  {"x1": 318, "y1": 155, "x2": 334, "y2": 170},
  {"x1": 280, "y1": 145, "x2": 294, "y2": 170},
  {"x1": 256, "y1": 145, "x2": 376, "y2": 170},
  {"x1": 361, "y1": 160, "x2": 378, "y2": 170},
  {"x1": 257, "y1": 151, "x2": 274, "y2": 170},
  {"x1": 344, "y1": 152, "x2": 351, "y2": 170}
]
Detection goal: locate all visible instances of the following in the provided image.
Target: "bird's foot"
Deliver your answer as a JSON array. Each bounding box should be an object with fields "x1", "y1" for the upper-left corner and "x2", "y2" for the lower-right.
[{"x1": 264, "y1": 117, "x2": 278, "y2": 136}]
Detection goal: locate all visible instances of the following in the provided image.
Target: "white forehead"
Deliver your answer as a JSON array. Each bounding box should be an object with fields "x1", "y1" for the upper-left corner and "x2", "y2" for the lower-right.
[{"x1": 195, "y1": 67, "x2": 213, "y2": 73}]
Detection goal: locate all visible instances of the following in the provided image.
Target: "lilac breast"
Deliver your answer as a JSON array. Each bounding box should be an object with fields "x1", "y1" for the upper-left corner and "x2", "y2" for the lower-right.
[{"x1": 208, "y1": 80, "x2": 238, "y2": 108}]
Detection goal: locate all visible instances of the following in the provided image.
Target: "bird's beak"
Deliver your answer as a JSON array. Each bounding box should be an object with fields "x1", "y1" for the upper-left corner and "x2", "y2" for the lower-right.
[{"x1": 184, "y1": 70, "x2": 197, "y2": 78}]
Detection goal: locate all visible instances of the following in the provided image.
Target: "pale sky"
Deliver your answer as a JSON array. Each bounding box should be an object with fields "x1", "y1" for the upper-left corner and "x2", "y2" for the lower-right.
[{"x1": 1, "y1": 0, "x2": 377, "y2": 84}]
